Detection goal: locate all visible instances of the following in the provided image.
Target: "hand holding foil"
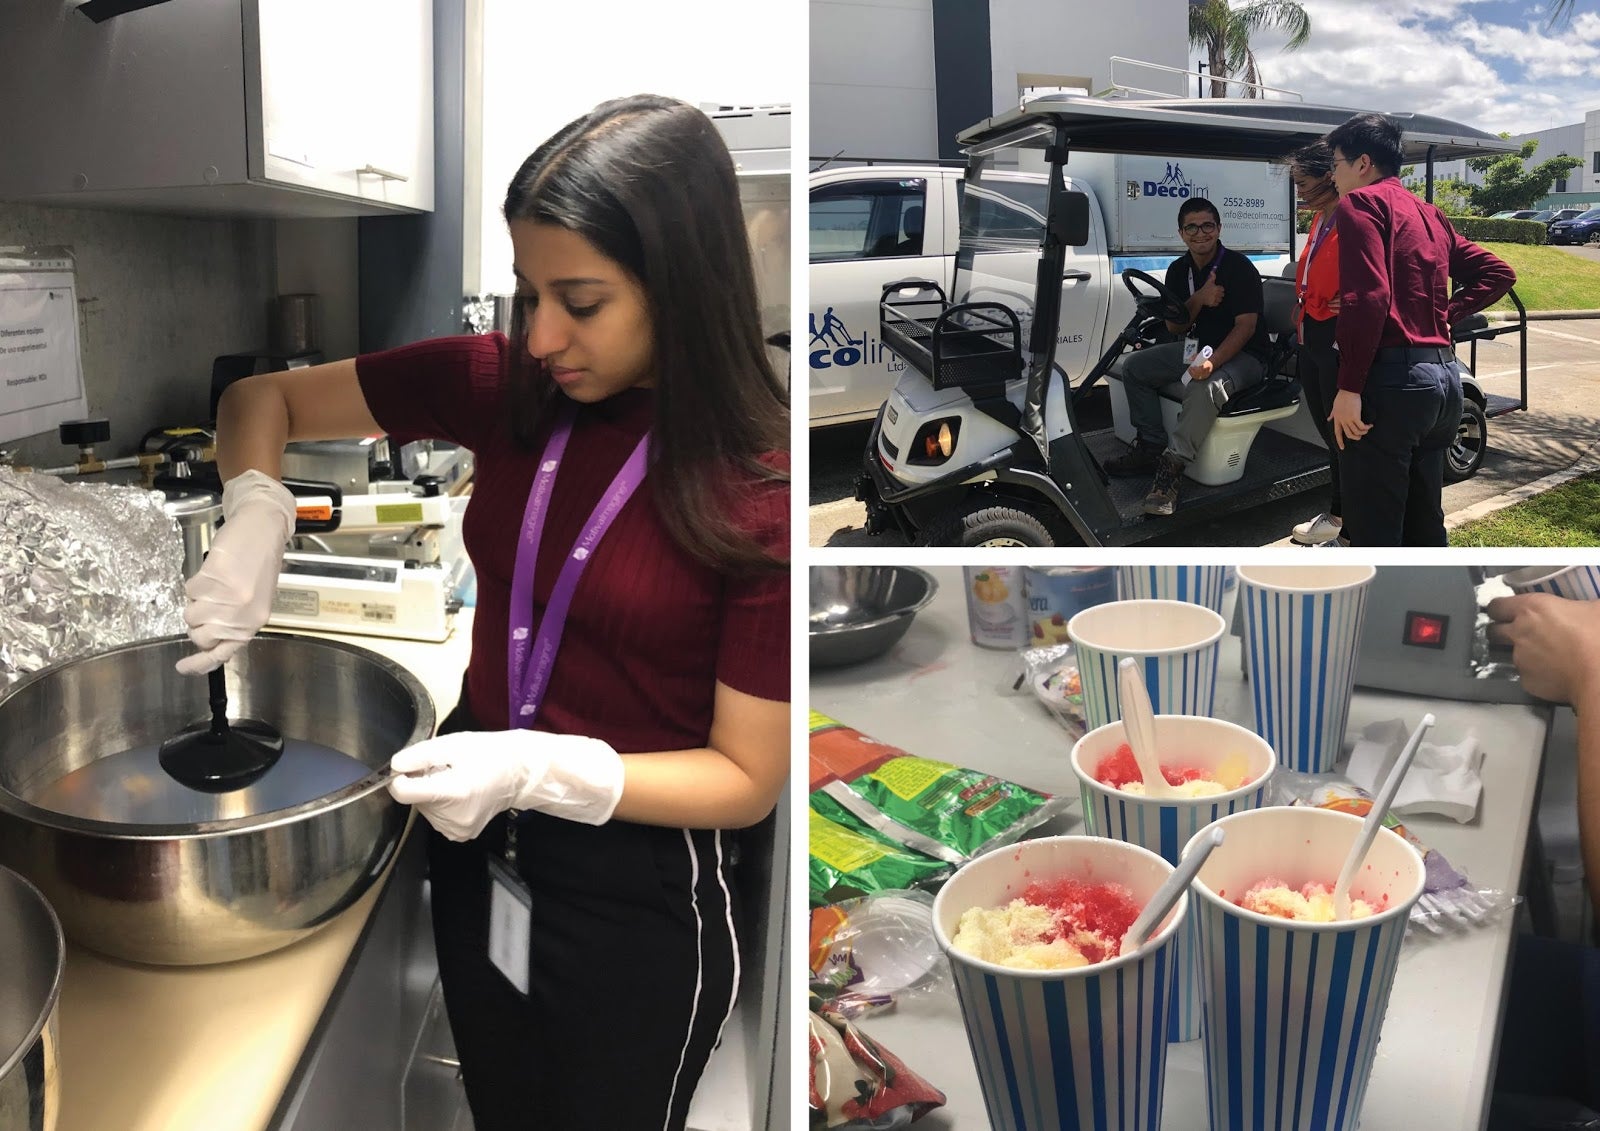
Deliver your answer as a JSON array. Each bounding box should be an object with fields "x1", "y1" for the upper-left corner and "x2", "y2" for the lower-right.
[{"x1": 175, "y1": 471, "x2": 297, "y2": 676}]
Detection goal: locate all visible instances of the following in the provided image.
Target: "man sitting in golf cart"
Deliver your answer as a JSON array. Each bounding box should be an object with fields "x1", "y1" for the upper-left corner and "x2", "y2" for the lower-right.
[{"x1": 1103, "y1": 197, "x2": 1272, "y2": 516}]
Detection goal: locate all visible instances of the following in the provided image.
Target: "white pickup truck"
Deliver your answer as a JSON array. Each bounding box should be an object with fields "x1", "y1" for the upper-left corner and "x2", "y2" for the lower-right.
[{"x1": 808, "y1": 153, "x2": 1295, "y2": 426}]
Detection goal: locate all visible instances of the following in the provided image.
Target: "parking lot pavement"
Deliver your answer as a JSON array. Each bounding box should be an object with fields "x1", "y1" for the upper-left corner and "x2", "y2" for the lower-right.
[
  {"x1": 1553, "y1": 243, "x2": 1600, "y2": 265},
  {"x1": 808, "y1": 317, "x2": 1600, "y2": 548}
]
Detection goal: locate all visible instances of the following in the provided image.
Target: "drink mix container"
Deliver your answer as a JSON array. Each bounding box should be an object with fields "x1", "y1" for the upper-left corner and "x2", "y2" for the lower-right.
[
  {"x1": 964, "y1": 567, "x2": 1029, "y2": 649},
  {"x1": 1024, "y1": 566, "x2": 1118, "y2": 647}
]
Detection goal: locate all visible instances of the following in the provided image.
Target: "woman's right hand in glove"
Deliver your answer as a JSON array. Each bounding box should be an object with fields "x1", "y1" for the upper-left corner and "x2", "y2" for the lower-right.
[{"x1": 174, "y1": 470, "x2": 298, "y2": 675}]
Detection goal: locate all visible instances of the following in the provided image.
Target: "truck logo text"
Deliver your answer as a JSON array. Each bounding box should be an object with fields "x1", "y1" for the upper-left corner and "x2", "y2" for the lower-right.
[
  {"x1": 808, "y1": 308, "x2": 906, "y2": 372},
  {"x1": 1138, "y1": 162, "x2": 1208, "y2": 201}
]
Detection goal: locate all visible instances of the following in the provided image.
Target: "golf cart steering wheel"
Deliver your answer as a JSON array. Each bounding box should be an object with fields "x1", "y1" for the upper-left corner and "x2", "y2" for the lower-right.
[{"x1": 1122, "y1": 268, "x2": 1189, "y2": 325}]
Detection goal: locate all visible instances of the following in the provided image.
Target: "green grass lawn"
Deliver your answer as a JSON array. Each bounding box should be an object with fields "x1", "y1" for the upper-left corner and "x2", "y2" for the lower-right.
[
  {"x1": 1476, "y1": 242, "x2": 1600, "y2": 312},
  {"x1": 1449, "y1": 471, "x2": 1600, "y2": 547}
]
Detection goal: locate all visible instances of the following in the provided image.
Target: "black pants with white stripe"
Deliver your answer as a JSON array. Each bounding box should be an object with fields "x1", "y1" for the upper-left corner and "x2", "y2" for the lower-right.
[{"x1": 427, "y1": 697, "x2": 741, "y2": 1130}]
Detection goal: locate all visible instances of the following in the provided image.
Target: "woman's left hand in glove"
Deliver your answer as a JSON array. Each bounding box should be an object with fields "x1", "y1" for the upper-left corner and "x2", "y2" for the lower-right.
[{"x1": 386, "y1": 729, "x2": 625, "y2": 842}]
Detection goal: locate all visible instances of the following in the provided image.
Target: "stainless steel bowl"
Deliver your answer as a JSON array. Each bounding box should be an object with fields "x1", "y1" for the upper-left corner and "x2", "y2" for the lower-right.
[
  {"x1": 0, "y1": 866, "x2": 62, "y2": 1131},
  {"x1": 0, "y1": 634, "x2": 434, "y2": 966},
  {"x1": 810, "y1": 566, "x2": 938, "y2": 668}
]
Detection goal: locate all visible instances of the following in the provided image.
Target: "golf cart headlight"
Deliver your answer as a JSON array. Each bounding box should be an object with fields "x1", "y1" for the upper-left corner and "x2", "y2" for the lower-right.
[{"x1": 909, "y1": 417, "x2": 961, "y2": 465}]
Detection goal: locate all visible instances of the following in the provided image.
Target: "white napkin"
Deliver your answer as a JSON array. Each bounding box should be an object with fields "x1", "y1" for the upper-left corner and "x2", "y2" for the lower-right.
[{"x1": 1344, "y1": 718, "x2": 1484, "y2": 823}]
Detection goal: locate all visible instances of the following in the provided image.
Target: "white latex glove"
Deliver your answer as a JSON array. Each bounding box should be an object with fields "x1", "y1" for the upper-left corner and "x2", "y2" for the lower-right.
[
  {"x1": 174, "y1": 470, "x2": 297, "y2": 676},
  {"x1": 386, "y1": 729, "x2": 626, "y2": 842}
]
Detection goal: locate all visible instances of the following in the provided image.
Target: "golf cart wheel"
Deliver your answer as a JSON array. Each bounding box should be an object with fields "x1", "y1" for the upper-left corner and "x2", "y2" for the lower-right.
[
  {"x1": 915, "y1": 501, "x2": 1059, "y2": 548},
  {"x1": 1445, "y1": 398, "x2": 1487, "y2": 483}
]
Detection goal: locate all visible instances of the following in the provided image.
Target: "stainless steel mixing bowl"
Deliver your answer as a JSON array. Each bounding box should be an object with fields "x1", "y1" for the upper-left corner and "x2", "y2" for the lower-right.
[
  {"x1": 810, "y1": 565, "x2": 938, "y2": 668},
  {"x1": 0, "y1": 866, "x2": 62, "y2": 1131},
  {"x1": 0, "y1": 634, "x2": 435, "y2": 966}
]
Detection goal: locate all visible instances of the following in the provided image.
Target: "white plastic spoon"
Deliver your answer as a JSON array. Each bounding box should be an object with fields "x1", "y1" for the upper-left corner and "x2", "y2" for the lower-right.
[
  {"x1": 1118, "y1": 657, "x2": 1172, "y2": 798},
  {"x1": 1331, "y1": 712, "x2": 1436, "y2": 920},
  {"x1": 1120, "y1": 825, "x2": 1225, "y2": 957}
]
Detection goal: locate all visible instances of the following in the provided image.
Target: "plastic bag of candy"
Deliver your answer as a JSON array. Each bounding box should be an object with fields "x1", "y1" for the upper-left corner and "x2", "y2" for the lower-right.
[
  {"x1": 809, "y1": 992, "x2": 946, "y2": 1128},
  {"x1": 810, "y1": 889, "x2": 951, "y2": 1018},
  {"x1": 809, "y1": 808, "x2": 952, "y2": 907},
  {"x1": 1272, "y1": 769, "x2": 1518, "y2": 934},
  {"x1": 1013, "y1": 643, "x2": 1088, "y2": 740},
  {"x1": 810, "y1": 712, "x2": 1068, "y2": 865}
]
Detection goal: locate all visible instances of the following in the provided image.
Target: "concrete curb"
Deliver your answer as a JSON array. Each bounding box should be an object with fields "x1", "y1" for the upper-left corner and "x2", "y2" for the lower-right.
[
  {"x1": 1261, "y1": 444, "x2": 1600, "y2": 547},
  {"x1": 1444, "y1": 446, "x2": 1600, "y2": 533},
  {"x1": 1485, "y1": 309, "x2": 1600, "y2": 322}
]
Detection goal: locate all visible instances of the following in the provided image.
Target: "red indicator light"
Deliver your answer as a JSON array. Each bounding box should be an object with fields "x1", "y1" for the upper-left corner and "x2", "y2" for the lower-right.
[{"x1": 1403, "y1": 613, "x2": 1448, "y2": 649}]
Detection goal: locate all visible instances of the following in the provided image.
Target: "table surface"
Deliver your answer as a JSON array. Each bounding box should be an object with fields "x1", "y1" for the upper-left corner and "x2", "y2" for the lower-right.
[
  {"x1": 811, "y1": 567, "x2": 1553, "y2": 1131},
  {"x1": 55, "y1": 614, "x2": 474, "y2": 1131}
]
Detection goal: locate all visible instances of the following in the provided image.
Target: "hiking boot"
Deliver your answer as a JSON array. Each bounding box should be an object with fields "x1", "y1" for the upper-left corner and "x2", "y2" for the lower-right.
[
  {"x1": 1104, "y1": 438, "x2": 1165, "y2": 476},
  {"x1": 1142, "y1": 454, "x2": 1185, "y2": 516},
  {"x1": 1291, "y1": 513, "x2": 1344, "y2": 546}
]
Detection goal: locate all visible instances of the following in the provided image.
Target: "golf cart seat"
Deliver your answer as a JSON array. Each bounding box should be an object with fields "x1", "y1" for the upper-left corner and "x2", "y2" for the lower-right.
[
  {"x1": 1452, "y1": 312, "x2": 1494, "y2": 342},
  {"x1": 1107, "y1": 275, "x2": 1304, "y2": 486}
]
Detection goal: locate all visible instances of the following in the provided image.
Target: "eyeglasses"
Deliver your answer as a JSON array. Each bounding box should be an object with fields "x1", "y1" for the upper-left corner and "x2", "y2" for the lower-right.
[
  {"x1": 1180, "y1": 221, "x2": 1219, "y2": 236},
  {"x1": 1332, "y1": 155, "x2": 1353, "y2": 169}
]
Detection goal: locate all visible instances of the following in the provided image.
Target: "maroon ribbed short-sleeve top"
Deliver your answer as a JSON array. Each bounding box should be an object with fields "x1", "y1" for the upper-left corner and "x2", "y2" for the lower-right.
[{"x1": 354, "y1": 333, "x2": 790, "y2": 752}]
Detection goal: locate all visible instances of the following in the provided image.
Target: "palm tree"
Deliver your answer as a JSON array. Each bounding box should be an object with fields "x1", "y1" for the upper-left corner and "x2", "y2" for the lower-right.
[
  {"x1": 1188, "y1": 0, "x2": 1312, "y2": 99},
  {"x1": 1544, "y1": 0, "x2": 1578, "y2": 25}
]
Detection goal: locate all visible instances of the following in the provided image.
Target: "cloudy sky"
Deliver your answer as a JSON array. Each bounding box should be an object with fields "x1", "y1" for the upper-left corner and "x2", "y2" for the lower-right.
[{"x1": 1209, "y1": 1, "x2": 1600, "y2": 137}]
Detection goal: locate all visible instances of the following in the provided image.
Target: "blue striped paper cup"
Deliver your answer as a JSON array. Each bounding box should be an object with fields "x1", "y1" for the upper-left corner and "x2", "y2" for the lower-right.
[
  {"x1": 1067, "y1": 599, "x2": 1226, "y2": 733},
  {"x1": 1502, "y1": 564, "x2": 1600, "y2": 602},
  {"x1": 1116, "y1": 565, "x2": 1230, "y2": 613},
  {"x1": 1071, "y1": 716, "x2": 1276, "y2": 1043},
  {"x1": 1235, "y1": 566, "x2": 1375, "y2": 774},
  {"x1": 932, "y1": 836, "x2": 1186, "y2": 1131},
  {"x1": 1186, "y1": 807, "x2": 1425, "y2": 1131}
]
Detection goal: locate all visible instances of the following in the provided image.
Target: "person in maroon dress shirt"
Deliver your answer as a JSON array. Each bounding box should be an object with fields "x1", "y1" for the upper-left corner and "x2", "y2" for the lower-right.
[
  {"x1": 1324, "y1": 112, "x2": 1515, "y2": 546},
  {"x1": 174, "y1": 95, "x2": 789, "y2": 1131}
]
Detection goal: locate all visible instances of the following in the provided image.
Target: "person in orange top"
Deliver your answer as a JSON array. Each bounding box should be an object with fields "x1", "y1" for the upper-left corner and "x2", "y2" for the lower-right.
[{"x1": 1287, "y1": 140, "x2": 1346, "y2": 546}]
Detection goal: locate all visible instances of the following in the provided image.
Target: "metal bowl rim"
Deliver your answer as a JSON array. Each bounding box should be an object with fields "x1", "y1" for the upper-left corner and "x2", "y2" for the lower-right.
[
  {"x1": 808, "y1": 566, "x2": 940, "y2": 637},
  {"x1": 0, "y1": 632, "x2": 436, "y2": 840},
  {"x1": 0, "y1": 865, "x2": 64, "y2": 1085}
]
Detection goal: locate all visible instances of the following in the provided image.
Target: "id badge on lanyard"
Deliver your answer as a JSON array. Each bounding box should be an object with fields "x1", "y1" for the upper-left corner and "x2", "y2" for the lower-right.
[
  {"x1": 1187, "y1": 246, "x2": 1222, "y2": 360},
  {"x1": 487, "y1": 398, "x2": 650, "y2": 997}
]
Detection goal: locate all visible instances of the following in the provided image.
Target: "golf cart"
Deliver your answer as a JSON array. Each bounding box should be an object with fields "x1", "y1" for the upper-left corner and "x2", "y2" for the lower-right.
[{"x1": 855, "y1": 95, "x2": 1529, "y2": 547}]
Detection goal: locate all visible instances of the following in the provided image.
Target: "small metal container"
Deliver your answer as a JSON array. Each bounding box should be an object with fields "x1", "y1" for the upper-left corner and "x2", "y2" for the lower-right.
[
  {"x1": 0, "y1": 865, "x2": 62, "y2": 1131},
  {"x1": 810, "y1": 566, "x2": 938, "y2": 668},
  {"x1": 271, "y1": 293, "x2": 320, "y2": 355},
  {"x1": 158, "y1": 488, "x2": 221, "y2": 581}
]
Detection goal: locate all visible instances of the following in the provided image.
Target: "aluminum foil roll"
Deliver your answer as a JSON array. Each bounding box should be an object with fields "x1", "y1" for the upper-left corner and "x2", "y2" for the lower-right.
[{"x1": 0, "y1": 468, "x2": 186, "y2": 686}]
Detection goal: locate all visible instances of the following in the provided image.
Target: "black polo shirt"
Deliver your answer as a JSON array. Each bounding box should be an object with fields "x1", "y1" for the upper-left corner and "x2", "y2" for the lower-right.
[{"x1": 1164, "y1": 247, "x2": 1271, "y2": 360}]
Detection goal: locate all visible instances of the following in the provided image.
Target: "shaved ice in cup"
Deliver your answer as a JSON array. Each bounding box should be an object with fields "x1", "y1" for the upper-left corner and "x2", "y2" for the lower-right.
[
  {"x1": 933, "y1": 835, "x2": 1186, "y2": 1131},
  {"x1": 1071, "y1": 714, "x2": 1276, "y2": 1041},
  {"x1": 1186, "y1": 806, "x2": 1424, "y2": 1131}
]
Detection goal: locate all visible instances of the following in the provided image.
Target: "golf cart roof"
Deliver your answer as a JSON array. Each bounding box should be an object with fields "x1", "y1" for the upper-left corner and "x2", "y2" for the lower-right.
[{"x1": 958, "y1": 95, "x2": 1517, "y2": 164}]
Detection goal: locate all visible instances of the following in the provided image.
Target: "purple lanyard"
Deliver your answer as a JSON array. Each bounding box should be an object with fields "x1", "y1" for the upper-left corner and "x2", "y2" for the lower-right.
[
  {"x1": 1297, "y1": 214, "x2": 1333, "y2": 307},
  {"x1": 1189, "y1": 244, "x2": 1224, "y2": 299},
  {"x1": 505, "y1": 400, "x2": 651, "y2": 729}
]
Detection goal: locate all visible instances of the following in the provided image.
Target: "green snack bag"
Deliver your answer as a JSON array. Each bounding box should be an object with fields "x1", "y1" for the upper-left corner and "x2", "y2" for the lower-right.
[
  {"x1": 808, "y1": 711, "x2": 1066, "y2": 863},
  {"x1": 808, "y1": 807, "x2": 951, "y2": 906}
]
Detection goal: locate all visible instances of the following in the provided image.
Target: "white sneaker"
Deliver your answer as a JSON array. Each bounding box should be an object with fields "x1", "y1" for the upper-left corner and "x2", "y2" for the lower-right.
[{"x1": 1291, "y1": 513, "x2": 1344, "y2": 546}]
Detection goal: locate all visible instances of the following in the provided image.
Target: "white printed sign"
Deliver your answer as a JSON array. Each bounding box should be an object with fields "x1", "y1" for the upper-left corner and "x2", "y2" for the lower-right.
[{"x1": 0, "y1": 257, "x2": 87, "y2": 444}]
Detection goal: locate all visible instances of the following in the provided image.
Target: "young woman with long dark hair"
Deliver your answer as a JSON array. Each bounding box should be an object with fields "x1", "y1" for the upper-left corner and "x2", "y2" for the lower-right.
[
  {"x1": 176, "y1": 94, "x2": 789, "y2": 1130},
  {"x1": 1285, "y1": 139, "x2": 1346, "y2": 546}
]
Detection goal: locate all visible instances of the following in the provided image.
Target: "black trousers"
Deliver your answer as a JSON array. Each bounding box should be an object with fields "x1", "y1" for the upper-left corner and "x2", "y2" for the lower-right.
[
  {"x1": 1492, "y1": 933, "x2": 1600, "y2": 1112},
  {"x1": 1337, "y1": 352, "x2": 1462, "y2": 547},
  {"x1": 428, "y1": 694, "x2": 741, "y2": 1130},
  {"x1": 1296, "y1": 315, "x2": 1342, "y2": 519}
]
